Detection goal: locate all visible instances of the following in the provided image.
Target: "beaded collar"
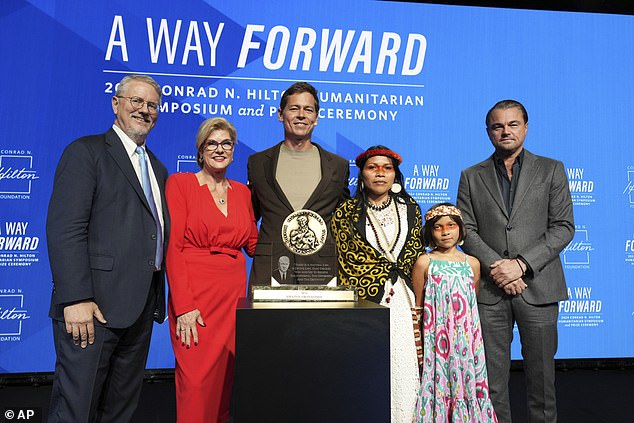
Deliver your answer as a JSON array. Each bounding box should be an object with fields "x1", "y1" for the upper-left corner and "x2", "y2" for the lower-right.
[
  {"x1": 366, "y1": 200, "x2": 401, "y2": 256},
  {"x1": 367, "y1": 195, "x2": 392, "y2": 211}
]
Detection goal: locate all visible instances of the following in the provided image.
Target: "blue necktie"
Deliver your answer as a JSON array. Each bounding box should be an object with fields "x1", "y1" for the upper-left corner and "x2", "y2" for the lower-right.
[{"x1": 136, "y1": 146, "x2": 163, "y2": 270}]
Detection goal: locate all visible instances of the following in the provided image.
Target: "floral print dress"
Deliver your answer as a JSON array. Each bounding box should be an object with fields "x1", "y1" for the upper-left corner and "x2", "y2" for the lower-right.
[{"x1": 413, "y1": 256, "x2": 497, "y2": 423}]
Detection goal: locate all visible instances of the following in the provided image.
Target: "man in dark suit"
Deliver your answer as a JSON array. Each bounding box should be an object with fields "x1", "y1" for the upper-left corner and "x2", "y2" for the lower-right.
[
  {"x1": 46, "y1": 75, "x2": 168, "y2": 422},
  {"x1": 456, "y1": 100, "x2": 574, "y2": 423},
  {"x1": 248, "y1": 82, "x2": 349, "y2": 286}
]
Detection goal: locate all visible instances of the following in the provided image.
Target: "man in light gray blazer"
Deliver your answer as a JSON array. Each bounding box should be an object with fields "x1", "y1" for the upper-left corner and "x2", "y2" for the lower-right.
[{"x1": 456, "y1": 100, "x2": 574, "y2": 423}]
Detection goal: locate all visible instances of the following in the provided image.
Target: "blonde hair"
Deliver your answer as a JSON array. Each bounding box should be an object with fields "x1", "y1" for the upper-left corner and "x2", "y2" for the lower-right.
[{"x1": 195, "y1": 117, "x2": 237, "y2": 168}]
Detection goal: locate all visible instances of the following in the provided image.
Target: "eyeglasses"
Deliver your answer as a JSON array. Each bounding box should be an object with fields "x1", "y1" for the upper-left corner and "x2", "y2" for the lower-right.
[
  {"x1": 117, "y1": 96, "x2": 160, "y2": 114},
  {"x1": 203, "y1": 140, "x2": 234, "y2": 152}
]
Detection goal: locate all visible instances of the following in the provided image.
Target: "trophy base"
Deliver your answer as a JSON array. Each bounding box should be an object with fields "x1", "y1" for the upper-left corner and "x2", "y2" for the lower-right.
[{"x1": 251, "y1": 284, "x2": 357, "y2": 302}]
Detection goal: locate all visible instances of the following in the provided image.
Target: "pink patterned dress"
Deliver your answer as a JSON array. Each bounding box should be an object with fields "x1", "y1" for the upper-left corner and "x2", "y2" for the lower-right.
[{"x1": 413, "y1": 256, "x2": 497, "y2": 423}]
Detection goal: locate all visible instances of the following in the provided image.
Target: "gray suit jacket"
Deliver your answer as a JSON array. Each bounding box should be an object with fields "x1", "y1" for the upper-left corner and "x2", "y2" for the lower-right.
[
  {"x1": 47, "y1": 128, "x2": 168, "y2": 327},
  {"x1": 456, "y1": 149, "x2": 574, "y2": 305},
  {"x1": 247, "y1": 142, "x2": 349, "y2": 285}
]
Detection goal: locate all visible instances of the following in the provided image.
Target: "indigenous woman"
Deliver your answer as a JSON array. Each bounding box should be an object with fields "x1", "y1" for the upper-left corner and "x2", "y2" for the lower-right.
[
  {"x1": 331, "y1": 145, "x2": 425, "y2": 423},
  {"x1": 166, "y1": 117, "x2": 258, "y2": 422}
]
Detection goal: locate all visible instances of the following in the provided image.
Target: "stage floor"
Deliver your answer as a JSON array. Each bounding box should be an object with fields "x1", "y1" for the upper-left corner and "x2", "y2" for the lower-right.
[{"x1": 1, "y1": 368, "x2": 633, "y2": 422}]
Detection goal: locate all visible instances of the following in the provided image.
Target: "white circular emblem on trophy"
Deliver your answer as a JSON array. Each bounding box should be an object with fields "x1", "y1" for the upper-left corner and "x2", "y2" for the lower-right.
[{"x1": 281, "y1": 210, "x2": 327, "y2": 256}]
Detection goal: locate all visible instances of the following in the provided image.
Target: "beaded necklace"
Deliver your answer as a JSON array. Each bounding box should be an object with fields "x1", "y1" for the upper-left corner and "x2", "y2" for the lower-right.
[
  {"x1": 367, "y1": 195, "x2": 392, "y2": 211},
  {"x1": 367, "y1": 199, "x2": 401, "y2": 256}
]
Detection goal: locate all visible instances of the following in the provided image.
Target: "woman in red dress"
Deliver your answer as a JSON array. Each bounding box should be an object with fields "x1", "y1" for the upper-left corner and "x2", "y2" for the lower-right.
[{"x1": 166, "y1": 117, "x2": 258, "y2": 422}]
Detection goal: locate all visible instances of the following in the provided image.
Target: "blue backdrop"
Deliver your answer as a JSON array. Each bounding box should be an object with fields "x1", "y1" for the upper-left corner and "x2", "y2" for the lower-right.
[{"x1": 1, "y1": 0, "x2": 633, "y2": 372}]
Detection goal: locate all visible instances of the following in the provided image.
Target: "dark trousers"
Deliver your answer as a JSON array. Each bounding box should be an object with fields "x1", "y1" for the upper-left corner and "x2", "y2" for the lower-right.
[
  {"x1": 48, "y1": 278, "x2": 158, "y2": 423},
  {"x1": 478, "y1": 296, "x2": 559, "y2": 423}
]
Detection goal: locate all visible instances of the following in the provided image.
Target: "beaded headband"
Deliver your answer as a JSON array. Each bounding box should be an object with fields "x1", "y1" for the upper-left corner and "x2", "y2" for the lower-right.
[
  {"x1": 355, "y1": 149, "x2": 402, "y2": 167},
  {"x1": 424, "y1": 205, "x2": 462, "y2": 221}
]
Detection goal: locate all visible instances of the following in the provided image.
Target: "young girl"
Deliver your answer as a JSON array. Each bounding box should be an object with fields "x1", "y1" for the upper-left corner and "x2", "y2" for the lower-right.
[{"x1": 412, "y1": 203, "x2": 497, "y2": 423}]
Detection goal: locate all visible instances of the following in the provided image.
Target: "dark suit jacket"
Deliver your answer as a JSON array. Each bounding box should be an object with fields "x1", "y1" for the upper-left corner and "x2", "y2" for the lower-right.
[
  {"x1": 272, "y1": 268, "x2": 295, "y2": 284},
  {"x1": 47, "y1": 128, "x2": 168, "y2": 328},
  {"x1": 247, "y1": 142, "x2": 349, "y2": 285},
  {"x1": 456, "y1": 149, "x2": 574, "y2": 305}
]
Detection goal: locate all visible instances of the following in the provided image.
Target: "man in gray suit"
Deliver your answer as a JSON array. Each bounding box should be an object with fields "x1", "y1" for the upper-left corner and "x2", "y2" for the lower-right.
[{"x1": 456, "y1": 100, "x2": 574, "y2": 423}]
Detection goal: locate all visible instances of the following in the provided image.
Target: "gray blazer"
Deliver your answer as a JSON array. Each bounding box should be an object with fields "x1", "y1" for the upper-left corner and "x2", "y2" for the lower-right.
[{"x1": 456, "y1": 149, "x2": 574, "y2": 305}]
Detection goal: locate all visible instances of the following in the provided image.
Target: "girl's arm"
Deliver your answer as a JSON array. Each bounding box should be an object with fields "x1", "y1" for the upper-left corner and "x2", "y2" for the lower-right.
[
  {"x1": 412, "y1": 254, "x2": 430, "y2": 307},
  {"x1": 468, "y1": 254, "x2": 481, "y2": 295}
]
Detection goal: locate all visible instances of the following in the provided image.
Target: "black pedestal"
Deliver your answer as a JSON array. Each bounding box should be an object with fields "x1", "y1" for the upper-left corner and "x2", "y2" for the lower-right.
[{"x1": 233, "y1": 299, "x2": 390, "y2": 423}]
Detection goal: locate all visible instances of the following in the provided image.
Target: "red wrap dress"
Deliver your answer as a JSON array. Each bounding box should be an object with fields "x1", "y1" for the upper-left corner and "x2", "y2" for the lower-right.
[{"x1": 166, "y1": 172, "x2": 258, "y2": 423}]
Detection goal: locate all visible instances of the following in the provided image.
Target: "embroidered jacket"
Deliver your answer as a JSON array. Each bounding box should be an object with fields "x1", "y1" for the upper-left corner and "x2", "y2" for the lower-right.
[{"x1": 331, "y1": 196, "x2": 425, "y2": 303}]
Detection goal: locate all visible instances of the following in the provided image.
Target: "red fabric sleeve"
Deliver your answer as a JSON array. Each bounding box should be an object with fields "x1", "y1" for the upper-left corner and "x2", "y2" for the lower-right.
[{"x1": 165, "y1": 174, "x2": 198, "y2": 316}]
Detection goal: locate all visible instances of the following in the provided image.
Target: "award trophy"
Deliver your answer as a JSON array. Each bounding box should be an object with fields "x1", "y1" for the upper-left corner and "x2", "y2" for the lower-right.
[{"x1": 252, "y1": 209, "x2": 356, "y2": 302}]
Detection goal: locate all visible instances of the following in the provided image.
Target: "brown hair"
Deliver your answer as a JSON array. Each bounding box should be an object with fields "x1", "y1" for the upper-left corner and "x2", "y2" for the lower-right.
[
  {"x1": 485, "y1": 99, "x2": 528, "y2": 127},
  {"x1": 279, "y1": 82, "x2": 319, "y2": 112}
]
